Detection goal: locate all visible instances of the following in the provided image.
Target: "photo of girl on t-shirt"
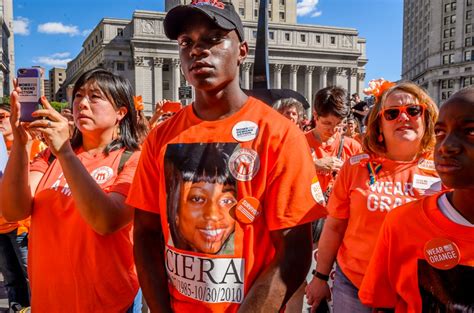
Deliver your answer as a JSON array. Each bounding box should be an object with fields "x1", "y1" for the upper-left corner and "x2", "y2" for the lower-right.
[{"x1": 164, "y1": 142, "x2": 238, "y2": 255}]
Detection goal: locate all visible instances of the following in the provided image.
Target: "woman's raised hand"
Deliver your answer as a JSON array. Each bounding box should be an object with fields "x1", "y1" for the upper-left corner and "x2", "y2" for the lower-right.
[{"x1": 28, "y1": 96, "x2": 72, "y2": 156}]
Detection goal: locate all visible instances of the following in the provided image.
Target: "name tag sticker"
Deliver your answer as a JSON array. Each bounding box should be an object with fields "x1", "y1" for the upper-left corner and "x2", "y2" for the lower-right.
[{"x1": 413, "y1": 174, "x2": 441, "y2": 191}]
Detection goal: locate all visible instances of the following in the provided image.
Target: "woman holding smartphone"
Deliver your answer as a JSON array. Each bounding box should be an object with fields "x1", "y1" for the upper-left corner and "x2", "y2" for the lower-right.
[{"x1": 0, "y1": 68, "x2": 141, "y2": 312}]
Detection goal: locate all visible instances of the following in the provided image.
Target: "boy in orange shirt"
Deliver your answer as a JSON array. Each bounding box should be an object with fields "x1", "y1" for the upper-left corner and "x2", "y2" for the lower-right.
[
  {"x1": 128, "y1": 1, "x2": 326, "y2": 312},
  {"x1": 359, "y1": 87, "x2": 474, "y2": 312}
]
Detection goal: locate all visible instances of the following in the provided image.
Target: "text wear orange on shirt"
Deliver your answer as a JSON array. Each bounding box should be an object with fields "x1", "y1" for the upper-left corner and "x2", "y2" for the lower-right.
[
  {"x1": 327, "y1": 153, "x2": 440, "y2": 288},
  {"x1": 359, "y1": 193, "x2": 474, "y2": 312}
]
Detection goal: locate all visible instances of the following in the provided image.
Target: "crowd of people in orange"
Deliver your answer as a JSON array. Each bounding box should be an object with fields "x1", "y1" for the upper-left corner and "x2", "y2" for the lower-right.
[{"x1": 0, "y1": 1, "x2": 472, "y2": 313}]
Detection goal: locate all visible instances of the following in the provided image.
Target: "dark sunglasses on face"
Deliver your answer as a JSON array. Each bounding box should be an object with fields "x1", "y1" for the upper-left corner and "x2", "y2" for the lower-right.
[
  {"x1": 0, "y1": 113, "x2": 10, "y2": 120},
  {"x1": 379, "y1": 104, "x2": 426, "y2": 121}
]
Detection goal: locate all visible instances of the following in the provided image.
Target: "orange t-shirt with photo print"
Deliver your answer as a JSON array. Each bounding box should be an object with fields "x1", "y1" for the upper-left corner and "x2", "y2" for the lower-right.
[
  {"x1": 28, "y1": 148, "x2": 140, "y2": 312},
  {"x1": 327, "y1": 153, "x2": 440, "y2": 288},
  {"x1": 359, "y1": 193, "x2": 474, "y2": 312},
  {"x1": 127, "y1": 96, "x2": 327, "y2": 312},
  {"x1": 305, "y1": 131, "x2": 362, "y2": 194}
]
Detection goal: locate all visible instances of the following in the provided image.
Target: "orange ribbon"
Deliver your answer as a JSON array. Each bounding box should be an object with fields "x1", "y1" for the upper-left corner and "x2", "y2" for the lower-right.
[{"x1": 133, "y1": 95, "x2": 144, "y2": 111}]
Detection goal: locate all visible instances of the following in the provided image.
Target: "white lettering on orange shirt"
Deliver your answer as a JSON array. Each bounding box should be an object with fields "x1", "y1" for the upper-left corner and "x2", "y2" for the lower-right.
[{"x1": 165, "y1": 246, "x2": 245, "y2": 304}]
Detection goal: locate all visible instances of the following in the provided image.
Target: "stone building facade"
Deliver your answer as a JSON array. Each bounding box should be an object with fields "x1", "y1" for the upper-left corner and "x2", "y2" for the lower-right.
[
  {"x1": 403, "y1": 0, "x2": 474, "y2": 104},
  {"x1": 65, "y1": 4, "x2": 367, "y2": 115}
]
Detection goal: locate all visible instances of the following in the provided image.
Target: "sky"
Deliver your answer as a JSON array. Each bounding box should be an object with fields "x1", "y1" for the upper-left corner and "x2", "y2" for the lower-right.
[{"x1": 12, "y1": 0, "x2": 403, "y2": 86}]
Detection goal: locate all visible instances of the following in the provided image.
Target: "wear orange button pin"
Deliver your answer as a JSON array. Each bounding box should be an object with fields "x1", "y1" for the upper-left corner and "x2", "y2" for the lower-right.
[
  {"x1": 234, "y1": 197, "x2": 261, "y2": 224},
  {"x1": 423, "y1": 238, "x2": 461, "y2": 270}
]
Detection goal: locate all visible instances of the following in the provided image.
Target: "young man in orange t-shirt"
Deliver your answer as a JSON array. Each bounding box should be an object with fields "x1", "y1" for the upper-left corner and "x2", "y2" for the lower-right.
[
  {"x1": 128, "y1": 1, "x2": 326, "y2": 312},
  {"x1": 359, "y1": 87, "x2": 474, "y2": 313}
]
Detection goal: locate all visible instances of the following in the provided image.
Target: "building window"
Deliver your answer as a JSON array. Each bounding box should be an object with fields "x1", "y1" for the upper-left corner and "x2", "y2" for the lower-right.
[
  {"x1": 239, "y1": 8, "x2": 244, "y2": 16},
  {"x1": 442, "y1": 80, "x2": 448, "y2": 88},
  {"x1": 285, "y1": 33, "x2": 290, "y2": 41},
  {"x1": 452, "y1": 1, "x2": 457, "y2": 10},
  {"x1": 100, "y1": 30, "x2": 103, "y2": 38},
  {"x1": 442, "y1": 92, "x2": 448, "y2": 100},
  {"x1": 469, "y1": 0, "x2": 473, "y2": 6},
  {"x1": 466, "y1": 67, "x2": 472, "y2": 71},
  {"x1": 465, "y1": 50, "x2": 473, "y2": 60},
  {"x1": 443, "y1": 54, "x2": 450, "y2": 64},
  {"x1": 451, "y1": 15, "x2": 456, "y2": 23},
  {"x1": 445, "y1": 3, "x2": 451, "y2": 12},
  {"x1": 466, "y1": 37, "x2": 472, "y2": 46},
  {"x1": 444, "y1": 16, "x2": 450, "y2": 25},
  {"x1": 280, "y1": 0, "x2": 285, "y2": 4},
  {"x1": 316, "y1": 35, "x2": 321, "y2": 43},
  {"x1": 163, "y1": 80, "x2": 170, "y2": 90},
  {"x1": 467, "y1": 10, "x2": 472, "y2": 19},
  {"x1": 450, "y1": 53, "x2": 455, "y2": 63},
  {"x1": 116, "y1": 62, "x2": 125, "y2": 71},
  {"x1": 330, "y1": 36, "x2": 336, "y2": 44},
  {"x1": 58, "y1": 72, "x2": 63, "y2": 76},
  {"x1": 279, "y1": 12, "x2": 285, "y2": 20},
  {"x1": 450, "y1": 27, "x2": 456, "y2": 36},
  {"x1": 448, "y1": 79, "x2": 455, "y2": 88},
  {"x1": 268, "y1": 10, "x2": 271, "y2": 18},
  {"x1": 117, "y1": 28, "x2": 124, "y2": 37},
  {"x1": 254, "y1": 9, "x2": 258, "y2": 17},
  {"x1": 119, "y1": 51, "x2": 122, "y2": 56},
  {"x1": 443, "y1": 42, "x2": 450, "y2": 50},
  {"x1": 269, "y1": 31, "x2": 274, "y2": 40},
  {"x1": 444, "y1": 29, "x2": 450, "y2": 38},
  {"x1": 467, "y1": 24, "x2": 472, "y2": 33},
  {"x1": 252, "y1": 30, "x2": 257, "y2": 38},
  {"x1": 300, "y1": 34, "x2": 306, "y2": 42},
  {"x1": 163, "y1": 64, "x2": 170, "y2": 71},
  {"x1": 450, "y1": 40, "x2": 455, "y2": 49}
]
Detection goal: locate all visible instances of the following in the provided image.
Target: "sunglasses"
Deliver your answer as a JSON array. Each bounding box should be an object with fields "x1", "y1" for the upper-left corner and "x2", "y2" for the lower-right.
[
  {"x1": 0, "y1": 113, "x2": 10, "y2": 120},
  {"x1": 379, "y1": 104, "x2": 426, "y2": 121}
]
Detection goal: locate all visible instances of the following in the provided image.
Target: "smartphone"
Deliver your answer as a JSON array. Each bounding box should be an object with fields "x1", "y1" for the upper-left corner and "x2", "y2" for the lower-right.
[
  {"x1": 162, "y1": 101, "x2": 182, "y2": 113},
  {"x1": 17, "y1": 68, "x2": 43, "y2": 122}
]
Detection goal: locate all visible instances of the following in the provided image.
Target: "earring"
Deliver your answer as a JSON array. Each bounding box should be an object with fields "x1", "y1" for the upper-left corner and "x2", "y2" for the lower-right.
[{"x1": 378, "y1": 133, "x2": 383, "y2": 142}]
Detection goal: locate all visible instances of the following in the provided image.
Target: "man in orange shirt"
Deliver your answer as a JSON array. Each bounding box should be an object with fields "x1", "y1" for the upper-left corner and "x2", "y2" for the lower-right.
[
  {"x1": 128, "y1": 1, "x2": 326, "y2": 312},
  {"x1": 359, "y1": 86, "x2": 474, "y2": 313}
]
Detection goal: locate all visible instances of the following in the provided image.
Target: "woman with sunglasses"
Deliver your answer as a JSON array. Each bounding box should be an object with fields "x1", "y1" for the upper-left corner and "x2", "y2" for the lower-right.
[
  {"x1": 0, "y1": 68, "x2": 141, "y2": 312},
  {"x1": 306, "y1": 81, "x2": 440, "y2": 313},
  {"x1": 359, "y1": 87, "x2": 474, "y2": 312}
]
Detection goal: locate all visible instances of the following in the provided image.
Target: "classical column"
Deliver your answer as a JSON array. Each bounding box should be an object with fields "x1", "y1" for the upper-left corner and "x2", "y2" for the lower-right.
[
  {"x1": 357, "y1": 72, "x2": 366, "y2": 97},
  {"x1": 171, "y1": 59, "x2": 181, "y2": 101},
  {"x1": 319, "y1": 66, "x2": 330, "y2": 89},
  {"x1": 290, "y1": 65, "x2": 299, "y2": 91},
  {"x1": 348, "y1": 68, "x2": 358, "y2": 95},
  {"x1": 242, "y1": 63, "x2": 252, "y2": 89},
  {"x1": 134, "y1": 56, "x2": 145, "y2": 103},
  {"x1": 335, "y1": 67, "x2": 348, "y2": 90},
  {"x1": 273, "y1": 64, "x2": 284, "y2": 89},
  {"x1": 305, "y1": 66, "x2": 315, "y2": 102},
  {"x1": 153, "y1": 57, "x2": 164, "y2": 107}
]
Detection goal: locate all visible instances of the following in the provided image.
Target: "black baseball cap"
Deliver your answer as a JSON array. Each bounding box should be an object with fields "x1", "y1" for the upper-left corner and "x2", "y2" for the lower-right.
[{"x1": 164, "y1": 0, "x2": 245, "y2": 42}]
